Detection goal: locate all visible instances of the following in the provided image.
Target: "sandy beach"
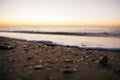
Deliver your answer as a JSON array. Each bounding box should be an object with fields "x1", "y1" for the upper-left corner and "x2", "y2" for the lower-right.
[{"x1": 0, "y1": 37, "x2": 120, "y2": 80}]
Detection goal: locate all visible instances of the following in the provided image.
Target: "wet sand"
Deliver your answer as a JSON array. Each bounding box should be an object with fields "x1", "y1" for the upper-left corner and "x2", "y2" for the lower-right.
[{"x1": 0, "y1": 37, "x2": 120, "y2": 80}]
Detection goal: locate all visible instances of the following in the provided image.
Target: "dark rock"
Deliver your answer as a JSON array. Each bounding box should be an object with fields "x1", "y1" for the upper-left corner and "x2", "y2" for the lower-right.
[
  {"x1": 99, "y1": 56, "x2": 109, "y2": 67},
  {"x1": 0, "y1": 44, "x2": 14, "y2": 50},
  {"x1": 24, "y1": 48, "x2": 29, "y2": 52},
  {"x1": 26, "y1": 57, "x2": 32, "y2": 60}
]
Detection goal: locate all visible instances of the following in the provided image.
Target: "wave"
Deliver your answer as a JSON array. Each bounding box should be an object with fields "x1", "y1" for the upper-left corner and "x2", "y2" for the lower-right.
[
  {"x1": 0, "y1": 27, "x2": 120, "y2": 37},
  {"x1": 0, "y1": 30, "x2": 120, "y2": 37}
]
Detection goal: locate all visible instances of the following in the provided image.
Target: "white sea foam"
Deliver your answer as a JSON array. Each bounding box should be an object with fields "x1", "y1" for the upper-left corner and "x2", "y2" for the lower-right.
[{"x1": 0, "y1": 31, "x2": 120, "y2": 50}]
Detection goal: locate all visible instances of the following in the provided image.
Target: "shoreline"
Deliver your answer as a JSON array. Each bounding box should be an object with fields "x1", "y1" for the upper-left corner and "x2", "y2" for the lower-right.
[
  {"x1": 0, "y1": 37, "x2": 120, "y2": 80},
  {"x1": 1, "y1": 36, "x2": 120, "y2": 52}
]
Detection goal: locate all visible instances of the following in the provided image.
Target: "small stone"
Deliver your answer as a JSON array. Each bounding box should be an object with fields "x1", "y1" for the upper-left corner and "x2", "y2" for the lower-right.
[
  {"x1": 22, "y1": 45, "x2": 28, "y2": 48},
  {"x1": 26, "y1": 57, "x2": 32, "y2": 60},
  {"x1": 55, "y1": 59, "x2": 58, "y2": 61},
  {"x1": 65, "y1": 59, "x2": 74, "y2": 63},
  {"x1": 33, "y1": 65, "x2": 43, "y2": 70},
  {"x1": 85, "y1": 56, "x2": 89, "y2": 59},
  {"x1": 39, "y1": 60, "x2": 42, "y2": 63},
  {"x1": 76, "y1": 60, "x2": 80, "y2": 62},
  {"x1": 80, "y1": 58, "x2": 84, "y2": 60},
  {"x1": 24, "y1": 48, "x2": 29, "y2": 52}
]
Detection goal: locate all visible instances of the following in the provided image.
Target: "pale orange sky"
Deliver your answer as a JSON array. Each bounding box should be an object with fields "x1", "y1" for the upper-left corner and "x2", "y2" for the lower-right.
[{"x1": 0, "y1": 0, "x2": 120, "y2": 27}]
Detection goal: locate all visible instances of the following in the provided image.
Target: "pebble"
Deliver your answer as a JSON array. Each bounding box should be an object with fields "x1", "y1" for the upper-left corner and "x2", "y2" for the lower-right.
[
  {"x1": 22, "y1": 45, "x2": 28, "y2": 48},
  {"x1": 33, "y1": 65, "x2": 43, "y2": 70},
  {"x1": 65, "y1": 59, "x2": 74, "y2": 63},
  {"x1": 76, "y1": 59, "x2": 80, "y2": 62},
  {"x1": 39, "y1": 60, "x2": 42, "y2": 63},
  {"x1": 55, "y1": 59, "x2": 58, "y2": 61},
  {"x1": 80, "y1": 58, "x2": 84, "y2": 60},
  {"x1": 85, "y1": 56, "x2": 89, "y2": 59}
]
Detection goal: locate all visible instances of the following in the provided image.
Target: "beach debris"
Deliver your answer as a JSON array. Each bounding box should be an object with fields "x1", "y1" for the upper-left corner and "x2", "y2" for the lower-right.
[
  {"x1": 33, "y1": 65, "x2": 43, "y2": 70},
  {"x1": 99, "y1": 56, "x2": 109, "y2": 67},
  {"x1": 0, "y1": 44, "x2": 14, "y2": 50}
]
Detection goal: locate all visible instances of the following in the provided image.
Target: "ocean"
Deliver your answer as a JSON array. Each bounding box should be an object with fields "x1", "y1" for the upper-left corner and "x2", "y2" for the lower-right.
[{"x1": 0, "y1": 26, "x2": 120, "y2": 51}]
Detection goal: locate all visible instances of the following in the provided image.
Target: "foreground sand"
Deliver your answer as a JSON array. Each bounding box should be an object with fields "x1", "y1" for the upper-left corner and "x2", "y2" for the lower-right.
[{"x1": 0, "y1": 37, "x2": 120, "y2": 80}]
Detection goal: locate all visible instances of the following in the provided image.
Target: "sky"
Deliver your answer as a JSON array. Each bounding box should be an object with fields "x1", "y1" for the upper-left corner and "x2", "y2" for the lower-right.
[{"x1": 0, "y1": 0, "x2": 120, "y2": 27}]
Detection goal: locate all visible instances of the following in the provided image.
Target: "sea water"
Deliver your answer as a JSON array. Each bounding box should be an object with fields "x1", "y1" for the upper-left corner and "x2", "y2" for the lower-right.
[{"x1": 0, "y1": 27, "x2": 120, "y2": 51}]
